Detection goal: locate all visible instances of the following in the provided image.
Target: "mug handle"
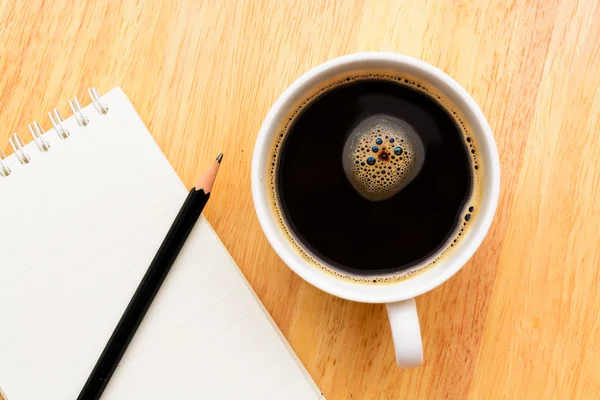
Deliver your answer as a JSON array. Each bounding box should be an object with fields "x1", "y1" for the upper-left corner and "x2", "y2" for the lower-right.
[{"x1": 386, "y1": 298, "x2": 423, "y2": 367}]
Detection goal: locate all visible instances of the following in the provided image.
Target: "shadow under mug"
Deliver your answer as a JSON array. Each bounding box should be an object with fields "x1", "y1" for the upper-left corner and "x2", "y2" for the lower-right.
[{"x1": 252, "y1": 53, "x2": 500, "y2": 367}]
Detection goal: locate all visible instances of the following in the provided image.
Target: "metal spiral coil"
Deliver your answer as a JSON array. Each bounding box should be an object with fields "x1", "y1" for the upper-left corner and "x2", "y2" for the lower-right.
[
  {"x1": 1, "y1": 88, "x2": 109, "y2": 178},
  {"x1": 88, "y1": 88, "x2": 109, "y2": 114},
  {"x1": 0, "y1": 149, "x2": 10, "y2": 177},
  {"x1": 29, "y1": 121, "x2": 50, "y2": 152},
  {"x1": 49, "y1": 108, "x2": 70, "y2": 139},
  {"x1": 68, "y1": 97, "x2": 89, "y2": 127},
  {"x1": 9, "y1": 133, "x2": 30, "y2": 165}
]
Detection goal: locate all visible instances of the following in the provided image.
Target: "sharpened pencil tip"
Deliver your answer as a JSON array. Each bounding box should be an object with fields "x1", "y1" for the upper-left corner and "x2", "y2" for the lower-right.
[{"x1": 194, "y1": 156, "x2": 222, "y2": 192}]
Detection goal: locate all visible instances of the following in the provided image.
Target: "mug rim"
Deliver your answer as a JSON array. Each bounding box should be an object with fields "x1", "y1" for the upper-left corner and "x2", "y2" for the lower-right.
[{"x1": 252, "y1": 52, "x2": 500, "y2": 303}]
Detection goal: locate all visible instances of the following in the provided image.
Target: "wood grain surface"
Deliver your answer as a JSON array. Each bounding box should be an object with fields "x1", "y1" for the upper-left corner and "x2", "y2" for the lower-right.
[{"x1": 1, "y1": 1, "x2": 599, "y2": 399}]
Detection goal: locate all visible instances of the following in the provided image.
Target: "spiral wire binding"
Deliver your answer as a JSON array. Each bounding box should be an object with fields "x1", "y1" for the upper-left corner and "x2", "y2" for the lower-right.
[
  {"x1": 1, "y1": 88, "x2": 108, "y2": 178},
  {"x1": 0, "y1": 149, "x2": 10, "y2": 177},
  {"x1": 88, "y1": 88, "x2": 109, "y2": 114},
  {"x1": 29, "y1": 121, "x2": 50, "y2": 152},
  {"x1": 9, "y1": 133, "x2": 31, "y2": 165},
  {"x1": 68, "y1": 97, "x2": 89, "y2": 126},
  {"x1": 49, "y1": 109, "x2": 70, "y2": 139}
]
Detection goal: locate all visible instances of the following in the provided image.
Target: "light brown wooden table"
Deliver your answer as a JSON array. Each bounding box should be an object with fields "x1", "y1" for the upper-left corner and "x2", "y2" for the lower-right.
[{"x1": 1, "y1": 1, "x2": 599, "y2": 399}]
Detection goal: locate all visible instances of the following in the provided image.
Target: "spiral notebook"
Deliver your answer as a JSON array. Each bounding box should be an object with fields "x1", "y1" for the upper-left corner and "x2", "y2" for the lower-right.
[{"x1": 0, "y1": 87, "x2": 323, "y2": 400}]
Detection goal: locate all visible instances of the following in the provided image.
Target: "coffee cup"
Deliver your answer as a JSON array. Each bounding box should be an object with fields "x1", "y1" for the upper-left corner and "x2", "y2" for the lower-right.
[{"x1": 252, "y1": 53, "x2": 500, "y2": 367}]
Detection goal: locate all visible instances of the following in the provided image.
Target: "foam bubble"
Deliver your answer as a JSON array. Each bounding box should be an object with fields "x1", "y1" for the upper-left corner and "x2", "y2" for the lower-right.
[{"x1": 342, "y1": 115, "x2": 425, "y2": 201}]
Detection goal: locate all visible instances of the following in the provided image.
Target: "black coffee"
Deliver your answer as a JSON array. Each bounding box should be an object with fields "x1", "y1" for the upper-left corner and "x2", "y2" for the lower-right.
[{"x1": 275, "y1": 78, "x2": 475, "y2": 276}]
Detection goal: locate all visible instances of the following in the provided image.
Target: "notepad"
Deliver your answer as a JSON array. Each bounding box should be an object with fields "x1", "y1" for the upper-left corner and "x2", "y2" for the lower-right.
[{"x1": 0, "y1": 88, "x2": 323, "y2": 400}]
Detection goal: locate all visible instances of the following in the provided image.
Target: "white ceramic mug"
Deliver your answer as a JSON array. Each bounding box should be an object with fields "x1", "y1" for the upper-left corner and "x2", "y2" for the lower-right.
[{"x1": 252, "y1": 53, "x2": 500, "y2": 367}]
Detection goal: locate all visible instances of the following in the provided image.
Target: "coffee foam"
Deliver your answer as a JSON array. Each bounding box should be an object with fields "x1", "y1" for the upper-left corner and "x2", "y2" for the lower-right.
[
  {"x1": 342, "y1": 114, "x2": 425, "y2": 201},
  {"x1": 268, "y1": 73, "x2": 482, "y2": 284}
]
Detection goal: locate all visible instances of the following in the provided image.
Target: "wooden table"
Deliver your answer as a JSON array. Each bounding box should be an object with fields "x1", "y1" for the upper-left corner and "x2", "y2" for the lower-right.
[{"x1": 1, "y1": 1, "x2": 599, "y2": 398}]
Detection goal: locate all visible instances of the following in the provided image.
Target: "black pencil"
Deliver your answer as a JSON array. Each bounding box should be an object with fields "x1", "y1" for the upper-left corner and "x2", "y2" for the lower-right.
[{"x1": 78, "y1": 153, "x2": 223, "y2": 400}]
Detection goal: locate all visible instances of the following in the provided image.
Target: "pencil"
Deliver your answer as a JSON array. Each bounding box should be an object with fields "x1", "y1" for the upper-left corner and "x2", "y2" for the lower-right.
[{"x1": 78, "y1": 153, "x2": 224, "y2": 400}]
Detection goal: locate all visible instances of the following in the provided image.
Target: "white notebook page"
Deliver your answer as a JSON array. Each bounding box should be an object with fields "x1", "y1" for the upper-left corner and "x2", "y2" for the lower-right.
[{"x1": 0, "y1": 88, "x2": 322, "y2": 399}]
